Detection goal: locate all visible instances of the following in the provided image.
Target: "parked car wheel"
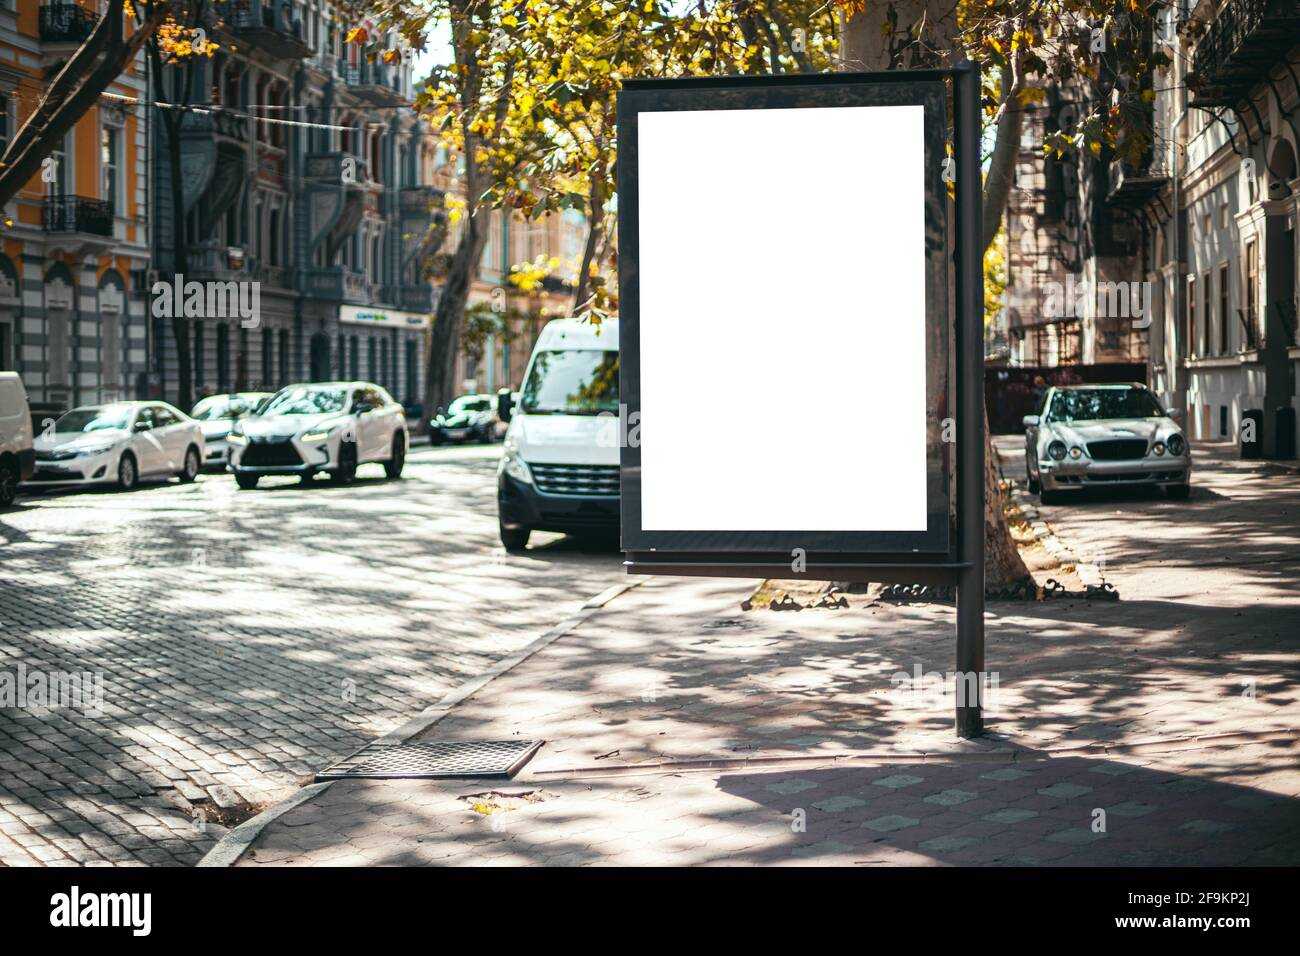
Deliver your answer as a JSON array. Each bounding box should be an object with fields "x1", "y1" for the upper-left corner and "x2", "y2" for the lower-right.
[
  {"x1": 0, "y1": 459, "x2": 18, "y2": 507},
  {"x1": 235, "y1": 473, "x2": 260, "y2": 490},
  {"x1": 117, "y1": 453, "x2": 138, "y2": 491},
  {"x1": 1039, "y1": 487, "x2": 1061, "y2": 506},
  {"x1": 384, "y1": 433, "x2": 406, "y2": 479},
  {"x1": 1166, "y1": 483, "x2": 1191, "y2": 500},
  {"x1": 178, "y1": 445, "x2": 201, "y2": 483},
  {"x1": 500, "y1": 520, "x2": 530, "y2": 553},
  {"x1": 331, "y1": 441, "x2": 358, "y2": 484}
]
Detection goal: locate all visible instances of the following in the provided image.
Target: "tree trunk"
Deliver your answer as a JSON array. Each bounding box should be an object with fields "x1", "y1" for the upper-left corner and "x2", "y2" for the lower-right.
[
  {"x1": 842, "y1": 4, "x2": 1031, "y2": 588},
  {"x1": 424, "y1": 213, "x2": 490, "y2": 415},
  {"x1": 163, "y1": 109, "x2": 193, "y2": 412},
  {"x1": 0, "y1": 1, "x2": 166, "y2": 208},
  {"x1": 150, "y1": 40, "x2": 193, "y2": 412},
  {"x1": 572, "y1": 177, "x2": 606, "y2": 314}
]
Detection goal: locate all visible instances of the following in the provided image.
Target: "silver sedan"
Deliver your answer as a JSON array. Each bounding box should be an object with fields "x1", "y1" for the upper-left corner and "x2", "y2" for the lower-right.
[{"x1": 1023, "y1": 384, "x2": 1191, "y2": 503}]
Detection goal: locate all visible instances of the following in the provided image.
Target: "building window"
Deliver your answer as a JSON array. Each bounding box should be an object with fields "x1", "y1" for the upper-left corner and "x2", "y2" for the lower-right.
[
  {"x1": 268, "y1": 207, "x2": 280, "y2": 266},
  {"x1": 101, "y1": 125, "x2": 120, "y2": 216},
  {"x1": 278, "y1": 329, "x2": 290, "y2": 384},
  {"x1": 1245, "y1": 240, "x2": 1259, "y2": 349},
  {"x1": 0, "y1": 94, "x2": 9, "y2": 156},
  {"x1": 261, "y1": 328, "x2": 273, "y2": 385},
  {"x1": 368, "y1": 336, "x2": 377, "y2": 381},
  {"x1": 1186, "y1": 275, "x2": 1196, "y2": 358},
  {"x1": 216, "y1": 324, "x2": 230, "y2": 390},
  {"x1": 49, "y1": 136, "x2": 69, "y2": 198},
  {"x1": 379, "y1": 337, "x2": 389, "y2": 388},
  {"x1": 1218, "y1": 263, "x2": 1230, "y2": 355},
  {"x1": 349, "y1": 334, "x2": 359, "y2": 379},
  {"x1": 1198, "y1": 272, "x2": 1209, "y2": 356},
  {"x1": 405, "y1": 339, "x2": 417, "y2": 404},
  {"x1": 193, "y1": 321, "x2": 205, "y2": 388}
]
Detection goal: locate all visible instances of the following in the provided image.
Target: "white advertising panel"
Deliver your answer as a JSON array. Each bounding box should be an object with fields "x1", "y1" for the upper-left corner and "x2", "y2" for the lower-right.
[{"x1": 636, "y1": 104, "x2": 927, "y2": 531}]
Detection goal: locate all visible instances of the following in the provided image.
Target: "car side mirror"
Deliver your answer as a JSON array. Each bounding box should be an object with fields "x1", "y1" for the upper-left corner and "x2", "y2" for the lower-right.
[
  {"x1": 133, "y1": 420, "x2": 151, "y2": 432},
  {"x1": 1022, "y1": 415, "x2": 1039, "y2": 428},
  {"x1": 1168, "y1": 408, "x2": 1183, "y2": 421},
  {"x1": 497, "y1": 387, "x2": 514, "y2": 423},
  {"x1": 353, "y1": 402, "x2": 372, "y2": 415}
]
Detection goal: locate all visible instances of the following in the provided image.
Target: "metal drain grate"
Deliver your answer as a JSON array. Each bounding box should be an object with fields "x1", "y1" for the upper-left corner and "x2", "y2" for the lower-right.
[{"x1": 316, "y1": 740, "x2": 543, "y2": 781}]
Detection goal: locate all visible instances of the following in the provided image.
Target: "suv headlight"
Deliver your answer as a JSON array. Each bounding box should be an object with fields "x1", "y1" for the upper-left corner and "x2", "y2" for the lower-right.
[
  {"x1": 1166, "y1": 433, "x2": 1186, "y2": 457},
  {"x1": 1047, "y1": 440, "x2": 1067, "y2": 461},
  {"x1": 226, "y1": 429, "x2": 248, "y2": 446},
  {"x1": 501, "y1": 449, "x2": 532, "y2": 484},
  {"x1": 300, "y1": 427, "x2": 337, "y2": 443}
]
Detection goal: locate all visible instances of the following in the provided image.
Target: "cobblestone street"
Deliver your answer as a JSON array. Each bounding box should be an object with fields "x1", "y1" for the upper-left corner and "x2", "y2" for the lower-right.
[{"x1": 0, "y1": 446, "x2": 624, "y2": 866}]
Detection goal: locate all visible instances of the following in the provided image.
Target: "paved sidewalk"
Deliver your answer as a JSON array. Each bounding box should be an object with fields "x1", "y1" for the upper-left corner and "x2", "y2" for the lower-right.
[{"x1": 235, "y1": 443, "x2": 1300, "y2": 866}]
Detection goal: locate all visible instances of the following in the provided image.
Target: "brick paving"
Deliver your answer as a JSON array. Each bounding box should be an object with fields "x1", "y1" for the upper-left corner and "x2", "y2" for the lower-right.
[
  {"x1": 238, "y1": 441, "x2": 1300, "y2": 866},
  {"x1": 0, "y1": 446, "x2": 624, "y2": 866}
]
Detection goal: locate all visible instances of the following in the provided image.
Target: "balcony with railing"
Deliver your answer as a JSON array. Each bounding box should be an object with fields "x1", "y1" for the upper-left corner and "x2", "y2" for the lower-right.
[
  {"x1": 38, "y1": 2, "x2": 99, "y2": 44},
  {"x1": 381, "y1": 284, "x2": 434, "y2": 313},
  {"x1": 302, "y1": 267, "x2": 369, "y2": 303},
  {"x1": 397, "y1": 185, "x2": 446, "y2": 220},
  {"x1": 1188, "y1": 0, "x2": 1300, "y2": 107},
  {"x1": 1106, "y1": 153, "x2": 1170, "y2": 208},
  {"x1": 43, "y1": 196, "x2": 112, "y2": 237},
  {"x1": 214, "y1": 0, "x2": 311, "y2": 61},
  {"x1": 340, "y1": 60, "x2": 406, "y2": 107}
]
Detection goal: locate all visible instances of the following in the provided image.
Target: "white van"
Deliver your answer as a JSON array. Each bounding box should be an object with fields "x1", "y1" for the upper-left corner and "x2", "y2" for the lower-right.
[
  {"x1": 0, "y1": 371, "x2": 34, "y2": 507},
  {"x1": 496, "y1": 318, "x2": 619, "y2": 551}
]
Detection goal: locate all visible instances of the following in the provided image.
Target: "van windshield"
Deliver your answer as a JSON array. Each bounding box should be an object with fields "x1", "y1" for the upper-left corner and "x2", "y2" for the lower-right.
[{"x1": 521, "y1": 350, "x2": 618, "y2": 416}]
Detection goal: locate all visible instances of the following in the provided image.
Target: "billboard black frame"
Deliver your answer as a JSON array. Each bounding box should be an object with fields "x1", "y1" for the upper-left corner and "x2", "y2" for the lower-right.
[
  {"x1": 616, "y1": 65, "x2": 986, "y2": 736},
  {"x1": 617, "y1": 70, "x2": 951, "y2": 562}
]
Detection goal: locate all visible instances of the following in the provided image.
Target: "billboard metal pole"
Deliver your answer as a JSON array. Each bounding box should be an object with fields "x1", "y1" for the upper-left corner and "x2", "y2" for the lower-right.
[{"x1": 953, "y1": 61, "x2": 986, "y2": 738}]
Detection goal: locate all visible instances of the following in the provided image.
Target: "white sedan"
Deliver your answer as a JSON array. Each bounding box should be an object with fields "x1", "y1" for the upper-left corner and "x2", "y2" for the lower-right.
[
  {"x1": 25, "y1": 401, "x2": 204, "y2": 491},
  {"x1": 1024, "y1": 384, "x2": 1191, "y2": 503}
]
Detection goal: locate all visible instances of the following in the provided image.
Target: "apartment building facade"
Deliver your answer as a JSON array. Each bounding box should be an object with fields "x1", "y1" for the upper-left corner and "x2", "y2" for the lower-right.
[
  {"x1": 1170, "y1": 0, "x2": 1298, "y2": 454},
  {"x1": 0, "y1": 0, "x2": 152, "y2": 413},
  {"x1": 149, "y1": 0, "x2": 440, "y2": 410},
  {"x1": 1005, "y1": 1, "x2": 1299, "y2": 458}
]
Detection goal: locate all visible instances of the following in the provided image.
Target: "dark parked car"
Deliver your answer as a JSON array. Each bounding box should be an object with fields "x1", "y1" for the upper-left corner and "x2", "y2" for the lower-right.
[{"x1": 428, "y1": 393, "x2": 500, "y2": 445}]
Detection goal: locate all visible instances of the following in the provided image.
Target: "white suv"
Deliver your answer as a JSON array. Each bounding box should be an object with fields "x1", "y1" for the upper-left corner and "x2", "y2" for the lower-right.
[
  {"x1": 0, "y1": 371, "x2": 34, "y2": 507},
  {"x1": 227, "y1": 382, "x2": 408, "y2": 489}
]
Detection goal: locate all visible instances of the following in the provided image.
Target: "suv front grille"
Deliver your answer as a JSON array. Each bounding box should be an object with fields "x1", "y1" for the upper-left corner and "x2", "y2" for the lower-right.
[
  {"x1": 531, "y1": 463, "x2": 619, "y2": 497},
  {"x1": 1086, "y1": 438, "x2": 1149, "y2": 461},
  {"x1": 241, "y1": 437, "x2": 302, "y2": 467}
]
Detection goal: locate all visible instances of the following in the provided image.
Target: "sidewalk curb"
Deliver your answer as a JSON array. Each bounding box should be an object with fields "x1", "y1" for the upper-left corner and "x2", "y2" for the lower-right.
[
  {"x1": 195, "y1": 578, "x2": 643, "y2": 868},
  {"x1": 522, "y1": 727, "x2": 1296, "y2": 781},
  {"x1": 994, "y1": 444, "x2": 1107, "y2": 587}
]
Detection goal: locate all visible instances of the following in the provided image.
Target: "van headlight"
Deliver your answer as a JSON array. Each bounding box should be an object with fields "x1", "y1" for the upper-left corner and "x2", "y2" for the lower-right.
[{"x1": 501, "y1": 449, "x2": 532, "y2": 484}]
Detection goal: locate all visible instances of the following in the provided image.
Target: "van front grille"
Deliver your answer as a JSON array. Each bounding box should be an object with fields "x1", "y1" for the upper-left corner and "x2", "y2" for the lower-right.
[{"x1": 531, "y1": 463, "x2": 619, "y2": 497}]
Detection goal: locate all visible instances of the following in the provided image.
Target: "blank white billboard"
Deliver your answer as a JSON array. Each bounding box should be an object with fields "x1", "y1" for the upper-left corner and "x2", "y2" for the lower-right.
[{"x1": 637, "y1": 104, "x2": 928, "y2": 531}]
